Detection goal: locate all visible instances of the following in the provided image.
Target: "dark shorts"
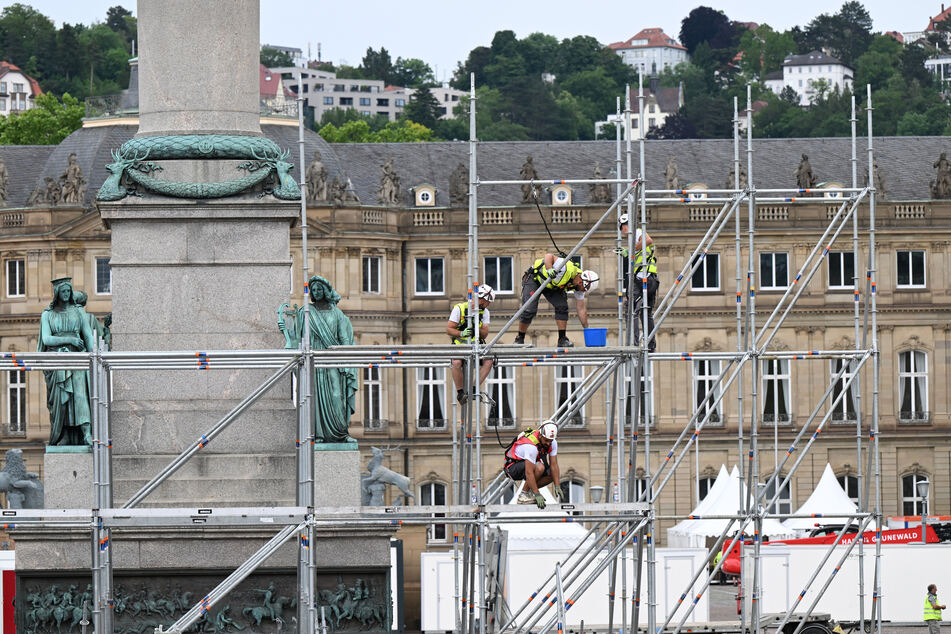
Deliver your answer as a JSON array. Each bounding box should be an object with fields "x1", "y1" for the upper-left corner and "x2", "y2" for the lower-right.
[
  {"x1": 520, "y1": 273, "x2": 570, "y2": 322},
  {"x1": 504, "y1": 459, "x2": 550, "y2": 481}
]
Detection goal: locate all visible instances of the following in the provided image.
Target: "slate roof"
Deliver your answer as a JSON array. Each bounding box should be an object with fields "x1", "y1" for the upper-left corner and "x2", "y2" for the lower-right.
[
  {"x1": 1, "y1": 126, "x2": 949, "y2": 207},
  {"x1": 783, "y1": 50, "x2": 850, "y2": 69},
  {"x1": 628, "y1": 86, "x2": 682, "y2": 114},
  {"x1": 331, "y1": 137, "x2": 951, "y2": 206}
]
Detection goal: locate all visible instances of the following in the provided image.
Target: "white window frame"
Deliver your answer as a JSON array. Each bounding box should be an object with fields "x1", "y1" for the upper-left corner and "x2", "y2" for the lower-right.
[
  {"x1": 691, "y1": 253, "x2": 720, "y2": 291},
  {"x1": 362, "y1": 255, "x2": 382, "y2": 294},
  {"x1": 95, "y1": 257, "x2": 112, "y2": 295},
  {"x1": 898, "y1": 350, "x2": 928, "y2": 422},
  {"x1": 416, "y1": 367, "x2": 447, "y2": 429},
  {"x1": 896, "y1": 250, "x2": 926, "y2": 288},
  {"x1": 483, "y1": 256, "x2": 514, "y2": 294},
  {"x1": 759, "y1": 252, "x2": 789, "y2": 290},
  {"x1": 414, "y1": 257, "x2": 445, "y2": 296},
  {"x1": 420, "y1": 481, "x2": 447, "y2": 542},
  {"x1": 6, "y1": 369, "x2": 26, "y2": 434},
  {"x1": 362, "y1": 366, "x2": 384, "y2": 430},
  {"x1": 763, "y1": 477, "x2": 791, "y2": 515},
  {"x1": 693, "y1": 359, "x2": 723, "y2": 425},
  {"x1": 624, "y1": 370, "x2": 656, "y2": 428},
  {"x1": 837, "y1": 474, "x2": 859, "y2": 505},
  {"x1": 830, "y1": 359, "x2": 857, "y2": 423},
  {"x1": 5, "y1": 258, "x2": 25, "y2": 298},
  {"x1": 556, "y1": 365, "x2": 585, "y2": 428},
  {"x1": 559, "y1": 479, "x2": 585, "y2": 503},
  {"x1": 698, "y1": 476, "x2": 716, "y2": 502},
  {"x1": 902, "y1": 473, "x2": 929, "y2": 515},
  {"x1": 828, "y1": 251, "x2": 855, "y2": 290},
  {"x1": 485, "y1": 365, "x2": 516, "y2": 429},
  {"x1": 762, "y1": 359, "x2": 791, "y2": 424}
]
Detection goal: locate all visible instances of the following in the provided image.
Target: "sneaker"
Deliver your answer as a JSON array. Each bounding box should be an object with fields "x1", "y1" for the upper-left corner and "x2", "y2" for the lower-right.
[
  {"x1": 517, "y1": 491, "x2": 535, "y2": 504},
  {"x1": 557, "y1": 336, "x2": 573, "y2": 348},
  {"x1": 513, "y1": 333, "x2": 525, "y2": 344}
]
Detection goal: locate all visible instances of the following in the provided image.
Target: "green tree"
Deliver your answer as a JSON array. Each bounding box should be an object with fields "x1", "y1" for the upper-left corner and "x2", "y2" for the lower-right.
[
  {"x1": 0, "y1": 4, "x2": 57, "y2": 80},
  {"x1": 800, "y1": 2, "x2": 872, "y2": 66},
  {"x1": 392, "y1": 57, "x2": 435, "y2": 88},
  {"x1": 260, "y1": 47, "x2": 293, "y2": 68},
  {"x1": 0, "y1": 92, "x2": 82, "y2": 144},
  {"x1": 679, "y1": 6, "x2": 734, "y2": 56},
  {"x1": 318, "y1": 119, "x2": 373, "y2": 143},
  {"x1": 317, "y1": 107, "x2": 389, "y2": 132},
  {"x1": 402, "y1": 85, "x2": 441, "y2": 128},
  {"x1": 374, "y1": 120, "x2": 433, "y2": 142},
  {"x1": 645, "y1": 109, "x2": 697, "y2": 139},
  {"x1": 105, "y1": 5, "x2": 135, "y2": 47},
  {"x1": 737, "y1": 25, "x2": 797, "y2": 76},
  {"x1": 360, "y1": 47, "x2": 393, "y2": 83}
]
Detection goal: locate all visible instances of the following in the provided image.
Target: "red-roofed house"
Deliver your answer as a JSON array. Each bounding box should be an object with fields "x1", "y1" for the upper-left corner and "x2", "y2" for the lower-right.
[
  {"x1": 0, "y1": 61, "x2": 41, "y2": 115},
  {"x1": 260, "y1": 64, "x2": 295, "y2": 116},
  {"x1": 609, "y1": 28, "x2": 689, "y2": 75}
]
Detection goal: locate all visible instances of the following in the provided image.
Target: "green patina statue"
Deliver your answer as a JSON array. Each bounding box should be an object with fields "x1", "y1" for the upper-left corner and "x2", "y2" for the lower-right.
[
  {"x1": 37, "y1": 277, "x2": 95, "y2": 446},
  {"x1": 279, "y1": 276, "x2": 358, "y2": 443}
]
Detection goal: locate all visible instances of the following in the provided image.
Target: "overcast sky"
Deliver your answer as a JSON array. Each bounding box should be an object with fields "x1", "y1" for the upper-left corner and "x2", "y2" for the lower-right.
[{"x1": 10, "y1": 1, "x2": 949, "y2": 82}]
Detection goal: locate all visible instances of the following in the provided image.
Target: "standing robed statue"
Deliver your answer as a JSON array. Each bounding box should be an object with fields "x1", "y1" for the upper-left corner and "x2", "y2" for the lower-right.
[
  {"x1": 37, "y1": 277, "x2": 96, "y2": 446},
  {"x1": 278, "y1": 275, "x2": 358, "y2": 443}
]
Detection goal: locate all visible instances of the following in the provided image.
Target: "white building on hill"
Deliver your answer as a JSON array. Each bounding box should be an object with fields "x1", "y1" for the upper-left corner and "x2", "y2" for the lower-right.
[{"x1": 767, "y1": 51, "x2": 853, "y2": 106}]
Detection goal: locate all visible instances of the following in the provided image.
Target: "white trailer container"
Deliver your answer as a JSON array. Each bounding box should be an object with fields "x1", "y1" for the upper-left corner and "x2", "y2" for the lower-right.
[
  {"x1": 746, "y1": 543, "x2": 951, "y2": 622},
  {"x1": 421, "y1": 547, "x2": 709, "y2": 632}
]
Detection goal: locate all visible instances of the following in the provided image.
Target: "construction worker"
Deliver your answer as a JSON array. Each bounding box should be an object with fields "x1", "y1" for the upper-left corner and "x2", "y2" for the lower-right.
[
  {"x1": 513, "y1": 253, "x2": 599, "y2": 348},
  {"x1": 503, "y1": 420, "x2": 562, "y2": 509},
  {"x1": 926, "y1": 583, "x2": 945, "y2": 634},
  {"x1": 619, "y1": 214, "x2": 658, "y2": 352},
  {"x1": 447, "y1": 285, "x2": 495, "y2": 403}
]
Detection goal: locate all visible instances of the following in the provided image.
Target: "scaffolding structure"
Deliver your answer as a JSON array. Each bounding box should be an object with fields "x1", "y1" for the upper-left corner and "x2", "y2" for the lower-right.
[{"x1": 0, "y1": 75, "x2": 884, "y2": 634}]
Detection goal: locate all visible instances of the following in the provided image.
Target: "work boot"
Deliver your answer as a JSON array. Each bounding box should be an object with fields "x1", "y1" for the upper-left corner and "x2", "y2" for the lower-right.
[
  {"x1": 456, "y1": 389, "x2": 467, "y2": 404},
  {"x1": 557, "y1": 336, "x2": 573, "y2": 348},
  {"x1": 517, "y1": 491, "x2": 535, "y2": 505},
  {"x1": 513, "y1": 332, "x2": 525, "y2": 345}
]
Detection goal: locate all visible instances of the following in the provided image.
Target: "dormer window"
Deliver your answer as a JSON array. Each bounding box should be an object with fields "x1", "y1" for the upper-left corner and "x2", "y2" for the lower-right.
[
  {"x1": 412, "y1": 184, "x2": 437, "y2": 207},
  {"x1": 550, "y1": 184, "x2": 572, "y2": 205}
]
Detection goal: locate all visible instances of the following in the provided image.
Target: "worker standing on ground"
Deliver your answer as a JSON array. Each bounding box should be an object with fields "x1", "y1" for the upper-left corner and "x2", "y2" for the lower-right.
[
  {"x1": 513, "y1": 253, "x2": 599, "y2": 348},
  {"x1": 619, "y1": 214, "x2": 658, "y2": 352},
  {"x1": 447, "y1": 285, "x2": 495, "y2": 404},
  {"x1": 926, "y1": 583, "x2": 945, "y2": 634},
  {"x1": 503, "y1": 420, "x2": 562, "y2": 509}
]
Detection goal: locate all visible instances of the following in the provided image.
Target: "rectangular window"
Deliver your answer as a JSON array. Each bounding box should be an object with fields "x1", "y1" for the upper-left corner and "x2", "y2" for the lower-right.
[
  {"x1": 691, "y1": 253, "x2": 720, "y2": 291},
  {"x1": 362, "y1": 367, "x2": 384, "y2": 430},
  {"x1": 624, "y1": 369, "x2": 655, "y2": 428},
  {"x1": 95, "y1": 257, "x2": 111, "y2": 295},
  {"x1": 420, "y1": 482, "x2": 447, "y2": 541},
  {"x1": 350, "y1": 84, "x2": 359, "y2": 91},
  {"x1": 339, "y1": 97, "x2": 353, "y2": 106},
  {"x1": 5, "y1": 259, "x2": 25, "y2": 297},
  {"x1": 485, "y1": 366, "x2": 516, "y2": 429},
  {"x1": 6, "y1": 370, "x2": 26, "y2": 433},
  {"x1": 414, "y1": 257, "x2": 444, "y2": 295},
  {"x1": 483, "y1": 256, "x2": 514, "y2": 294},
  {"x1": 827, "y1": 251, "x2": 854, "y2": 289},
  {"x1": 395, "y1": 99, "x2": 406, "y2": 107},
  {"x1": 359, "y1": 97, "x2": 371, "y2": 106},
  {"x1": 12, "y1": 82, "x2": 22, "y2": 92},
  {"x1": 764, "y1": 478, "x2": 791, "y2": 514},
  {"x1": 762, "y1": 359, "x2": 791, "y2": 424},
  {"x1": 314, "y1": 83, "x2": 324, "y2": 91},
  {"x1": 416, "y1": 367, "x2": 446, "y2": 429},
  {"x1": 333, "y1": 84, "x2": 345, "y2": 92},
  {"x1": 0, "y1": 98, "x2": 6, "y2": 110},
  {"x1": 556, "y1": 366, "x2": 584, "y2": 427},
  {"x1": 377, "y1": 98, "x2": 389, "y2": 107},
  {"x1": 899, "y1": 350, "x2": 928, "y2": 422},
  {"x1": 760, "y1": 252, "x2": 788, "y2": 289},
  {"x1": 896, "y1": 250, "x2": 926, "y2": 288},
  {"x1": 694, "y1": 359, "x2": 722, "y2": 425},
  {"x1": 0, "y1": 82, "x2": 6, "y2": 92},
  {"x1": 323, "y1": 96, "x2": 334, "y2": 105},
  {"x1": 903, "y1": 473, "x2": 929, "y2": 515},
  {"x1": 830, "y1": 359, "x2": 857, "y2": 422},
  {"x1": 632, "y1": 118, "x2": 639, "y2": 129},
  {"x1": 362, "y1": 256, "x2": 381, "y2": 294}
]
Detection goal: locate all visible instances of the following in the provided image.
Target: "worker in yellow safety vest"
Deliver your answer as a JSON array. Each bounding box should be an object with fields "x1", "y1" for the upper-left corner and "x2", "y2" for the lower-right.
[
  {"x1": 513, "y1": 253, "x2": 599, "y2": 348},
  {"x1": 926, "y1": 583, "x2": 945, "y2": 634},
  {"x1": 446, "y1": 285, "x2": 495, "y2": 403},
  {"x1": 619, "y1": 214, "x2": 658, "y2": 352}
]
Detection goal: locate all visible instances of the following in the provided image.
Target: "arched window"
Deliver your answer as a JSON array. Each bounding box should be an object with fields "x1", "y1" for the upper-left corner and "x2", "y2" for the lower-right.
[
  {"x1": 559, "y1": 479, "x2": 585, "y2": 504},
  {"x1": 902, "y1": 473, "x2": 929, "y2": 515},
  {"x1": 837, "y1": 474, "x2": 859, "y2": 504},
  {"x1": 420, "y1": 481, "x2": 447, "y2": 542},
  {"x1": 698, "y1": 477, "x2": 717, "y2": 502}
]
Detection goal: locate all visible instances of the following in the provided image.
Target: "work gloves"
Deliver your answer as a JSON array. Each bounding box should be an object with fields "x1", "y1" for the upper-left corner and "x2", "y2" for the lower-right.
[
  {"x1": 534, "y1": 493, "x2": 546, "y2": 509},
  {"x1": 458, "y1": 327, "x2": 473, "y2": 339},
  {"x1": 545, "y1": 267, "x2": 557, "y2": 280},
  {"x1": 553, "y1": 487, "x2": 565, "y2": 503}
]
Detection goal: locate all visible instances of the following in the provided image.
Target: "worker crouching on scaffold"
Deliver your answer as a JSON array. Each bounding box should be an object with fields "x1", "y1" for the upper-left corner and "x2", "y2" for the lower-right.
[
  {"x1": 619, "y1": 214, "x2": 658, "y2": 352},
  {"x1": 503, "y1": 420, "x2": 562, "y2": 509},
  {"x1": 447, "y1": 284, "x2": 495, "y2": 404},
  {"x1": 513, "y1": 253, "x2": 599, "y2": 348}
]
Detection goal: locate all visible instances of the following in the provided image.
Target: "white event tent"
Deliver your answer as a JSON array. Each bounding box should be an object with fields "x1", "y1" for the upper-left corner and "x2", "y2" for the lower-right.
[
  {"x1": 782, "y1": 462, "x2": 858, "y2": 532},
  {"x1": 667, "y1": 465, "x2": 796, "y2": 547}
]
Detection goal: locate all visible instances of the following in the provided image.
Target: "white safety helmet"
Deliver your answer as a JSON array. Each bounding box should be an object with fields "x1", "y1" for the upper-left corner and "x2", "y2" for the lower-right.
[
  {"x1": 540, "y1": 420, "x2": 558, "y2": 441},
  {"x1": 580, "y1": 270, "x2": 600, "y2": 292},
  {"x1": 477, "y1": 284, "x2": 496, "y2": 302},
  {"x1": 618, "y1": 213, "x2": 628, "y2": 227}
]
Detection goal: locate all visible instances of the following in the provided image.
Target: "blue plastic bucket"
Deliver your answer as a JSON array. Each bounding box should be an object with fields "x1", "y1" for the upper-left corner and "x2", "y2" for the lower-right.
[{"x1": 583, "y1": 328, "x2": 607, "y2": 347}]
